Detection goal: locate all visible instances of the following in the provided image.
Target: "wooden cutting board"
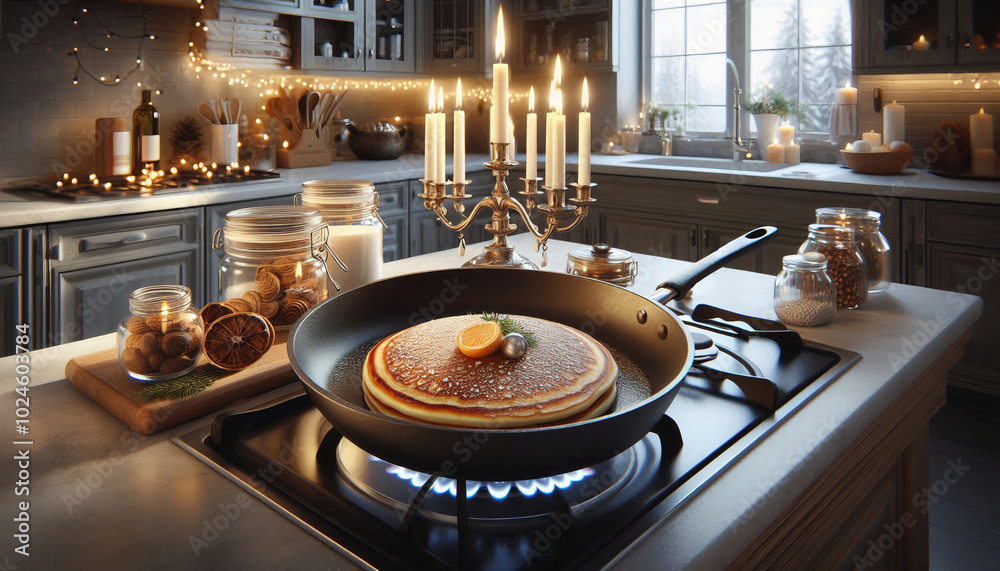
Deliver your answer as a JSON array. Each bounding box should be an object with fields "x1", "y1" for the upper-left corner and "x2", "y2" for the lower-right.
[{"x1": 65, "y1": 331, "x2": 299, "y2": 435}]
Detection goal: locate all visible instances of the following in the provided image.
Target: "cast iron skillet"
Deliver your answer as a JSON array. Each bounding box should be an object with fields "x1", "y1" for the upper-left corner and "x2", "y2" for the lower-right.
[{"x1": 288, "y1": 227, "x2": 777, "y2": 480}]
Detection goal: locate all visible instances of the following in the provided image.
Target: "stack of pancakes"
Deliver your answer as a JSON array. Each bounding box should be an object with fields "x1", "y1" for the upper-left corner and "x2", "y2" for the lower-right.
[{"x1": 362, "y1": 314, "x2": 618, "y2": 428}]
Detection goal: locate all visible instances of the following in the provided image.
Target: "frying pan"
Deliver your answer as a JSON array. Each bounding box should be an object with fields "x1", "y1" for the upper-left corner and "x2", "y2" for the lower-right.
[{"x1": 288, "y1": 227, "x2": 777, "y2": 480}]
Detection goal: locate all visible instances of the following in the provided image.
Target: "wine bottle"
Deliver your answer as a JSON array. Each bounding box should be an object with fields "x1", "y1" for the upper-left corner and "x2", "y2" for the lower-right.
[{"x1": 132, "y1": 89, "x2": 160, "y2": 173}]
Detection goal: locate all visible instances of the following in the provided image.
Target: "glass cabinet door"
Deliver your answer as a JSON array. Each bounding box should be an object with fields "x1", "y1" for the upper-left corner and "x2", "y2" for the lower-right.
[
  {"x1": 426, "y1": 0, "x2": 486, "y2": 73},
  {"x1": 300, "y1": 0, "x2": 365, "y2": 72},
  {"x1": 869, "y1": 0, "x2": 955, "y2": 68},
  {"x1": 957, "y1": 0, "x2": 1000, "y2": 65},
  {"x1": 367, "y1": 0, "x2": 414, "y2": 72}
]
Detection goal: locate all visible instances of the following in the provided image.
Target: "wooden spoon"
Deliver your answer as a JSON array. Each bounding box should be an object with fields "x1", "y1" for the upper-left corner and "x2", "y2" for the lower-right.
[{"x1": 199, "y1": 102, "x2": 218, "y2": 124}]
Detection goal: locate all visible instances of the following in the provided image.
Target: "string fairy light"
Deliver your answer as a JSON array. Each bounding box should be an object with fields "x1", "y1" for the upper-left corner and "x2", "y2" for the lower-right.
[{"x1": 68, "y1": 0, "x2": 152, "y2": 86}]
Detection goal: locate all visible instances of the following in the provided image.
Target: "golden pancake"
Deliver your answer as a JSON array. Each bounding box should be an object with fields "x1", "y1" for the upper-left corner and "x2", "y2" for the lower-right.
[{"x1": 362, "y1": 315, "x2": 618, "y2": 428}]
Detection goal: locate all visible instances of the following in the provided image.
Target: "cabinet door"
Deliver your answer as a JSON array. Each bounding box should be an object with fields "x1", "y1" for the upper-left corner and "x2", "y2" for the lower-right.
[
  {"x1": 0, "y1": 275, "x2": 22, "y2": 357},
  {"x1": 207, "y1": 196, "x2": 292, "y2": 302},
  {"x1": 382, "y1": 214, "x2": 407, "y2": 262},
  {"x1": 600, "y1": 213, "x2": 697, "y2": 262},
  {"x1": 221, "y1": 0, "x2": 303, "y2": 16},
  {"x1": 423, "y1": 0, "x2": 490, "y2": 73},
  {"x1": 926, "y1": 243, "x2": 1000, "y2": 393},
  {"x1": 701, "y1": 223, "x2": 807, "y2": 276},
  {"x1": 366, "y1": 0, "x2": 415, "y2": 72},
  {"x1": 51, "y1": 251, "x2": 202, "y2": 345},
  {"x1": 299, "y1": 16, "x2": 366, "y2": 71},
  {"x1": 956, "y1": 0, "x2": 1000, "y2": 66},
  {"x1": 868, "y1": 0, "x2": 956, "y2": 69}
]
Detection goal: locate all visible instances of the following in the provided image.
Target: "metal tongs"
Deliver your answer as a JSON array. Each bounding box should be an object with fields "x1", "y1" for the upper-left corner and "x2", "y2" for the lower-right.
[{"x1": 691, "y1": 304, "x2": 803, "y2": 351}]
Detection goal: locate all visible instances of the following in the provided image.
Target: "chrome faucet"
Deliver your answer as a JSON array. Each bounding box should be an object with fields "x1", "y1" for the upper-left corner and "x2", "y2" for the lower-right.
[{"x1": 727, "y1": 58, "x2": 752, "y2": 162}]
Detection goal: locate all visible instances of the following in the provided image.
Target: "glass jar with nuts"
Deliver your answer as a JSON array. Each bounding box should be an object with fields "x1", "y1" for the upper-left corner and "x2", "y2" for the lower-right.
[
  {"x1": 798, "y1": 224, "x2": 868, "y2": 310},
  {"x1": 814, "y1": 207, "x2": 892, "y2": 294},
  {"x1": 213, "y1": 206, "x2": 339, "y2": 329},
  {"x1": 117, "y1": 285, "x2": 203, "y2": 381}
]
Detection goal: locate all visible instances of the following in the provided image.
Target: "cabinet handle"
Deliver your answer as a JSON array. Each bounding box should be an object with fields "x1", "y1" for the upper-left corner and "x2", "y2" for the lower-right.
[
  {"x1": 696, "y1": 196, "x2": 720, "y2": 205},
  {"x1": 79, "y1": 231, "x2": 149, "y2": 252},
  {"x1": 355, "y1": 48, "x2": 361, "y2": 58},
  {"x1": 369, "y1": 48, "x2": 374, "y2": 57},
  {"x1": 689, "y1": 228, "x2": 697, "y2": 247}
]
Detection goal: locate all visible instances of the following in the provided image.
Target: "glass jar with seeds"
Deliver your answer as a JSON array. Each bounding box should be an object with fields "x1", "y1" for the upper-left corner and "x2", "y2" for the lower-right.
[{"x1": 773, "y1": 253, "x2": 837, "y2": 327}]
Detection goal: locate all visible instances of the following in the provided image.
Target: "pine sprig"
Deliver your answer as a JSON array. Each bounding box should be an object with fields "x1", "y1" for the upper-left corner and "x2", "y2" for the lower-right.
[
  {"x1": 479, "y1": 312, "x2": 538, "y2": 347},
  {"x1": 137, "y1": 370, "x2": 221, "y2": 402}
]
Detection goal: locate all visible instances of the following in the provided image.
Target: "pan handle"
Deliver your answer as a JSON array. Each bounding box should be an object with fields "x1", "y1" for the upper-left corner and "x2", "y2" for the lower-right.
[{"x1": 650, "y1": 226, "x2": 779, "y2": 305}]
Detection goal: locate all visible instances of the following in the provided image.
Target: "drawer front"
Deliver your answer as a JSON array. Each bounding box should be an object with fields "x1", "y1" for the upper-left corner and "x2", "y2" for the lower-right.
[
  {"x1": 375, "y1": 181, "x2": 407, "y2": 217},
  {"x1": 49, "y1": 209, "x2": 203, "y2": 268},
  {"x1": 0, "y1": 228, "x2": 21, "y2": 276},
  {"x1": 926, "y1": 201, "x2": 1000, "y2": 248}
]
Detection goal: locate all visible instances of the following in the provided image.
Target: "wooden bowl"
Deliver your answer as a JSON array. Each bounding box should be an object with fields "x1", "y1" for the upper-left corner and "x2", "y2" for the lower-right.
[{"x1": 840, "y1": 148, "x2": 914, "y2": 175}]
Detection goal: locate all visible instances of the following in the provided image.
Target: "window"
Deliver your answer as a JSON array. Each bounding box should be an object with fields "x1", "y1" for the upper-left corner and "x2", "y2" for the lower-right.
[{"x1": 646, "y1": 0, "x2": 853, "y2": 138}]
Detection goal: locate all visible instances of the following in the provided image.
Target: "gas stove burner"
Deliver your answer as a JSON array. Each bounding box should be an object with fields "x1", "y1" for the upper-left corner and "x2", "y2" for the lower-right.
[{"x1": 336, "y1": 438, "x2": 648, "y2": 525}]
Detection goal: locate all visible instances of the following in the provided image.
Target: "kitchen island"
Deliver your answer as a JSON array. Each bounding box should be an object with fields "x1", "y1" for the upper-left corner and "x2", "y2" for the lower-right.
[{"x1": 0, "y1": 234, "x2": 982, "y2": 569}]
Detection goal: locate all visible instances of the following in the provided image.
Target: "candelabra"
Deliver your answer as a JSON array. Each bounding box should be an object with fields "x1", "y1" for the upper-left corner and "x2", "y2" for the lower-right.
[{"x1": 419, "y1": 143, "x2": 595, "y2": 269}]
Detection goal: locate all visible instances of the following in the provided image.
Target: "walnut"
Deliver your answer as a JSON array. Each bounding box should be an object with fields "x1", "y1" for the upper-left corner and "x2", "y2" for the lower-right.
[
  {"x1": 121, "y1": 348, "x2": 151, "y2": 373},
  {"x1": 161, "y1": 331, "x2": 198, "y2": 357}
]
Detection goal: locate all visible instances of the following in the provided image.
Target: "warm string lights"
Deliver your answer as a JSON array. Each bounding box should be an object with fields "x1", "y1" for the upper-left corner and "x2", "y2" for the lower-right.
[{"x1": 68, "y1": 0, "x2": 156, "y2": 86}]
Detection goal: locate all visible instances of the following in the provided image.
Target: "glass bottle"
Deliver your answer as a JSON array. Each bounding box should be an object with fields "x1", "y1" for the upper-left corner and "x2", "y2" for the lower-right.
[
  {"x1": 300, "y1": 179, "x2": 385, "y2": 294},
  {"x1": 213, "y1": 206, "x2": 333, "y2": 329},
  {"x1": 815, "y1": 207, "x2": 892, "y2": 294},
  {"x1": 132, "y1": 89, "x2": 160, "y2": 173},
  {"x1": 773, "y1": 253, "x2": 837, "y2": 327},
  {"x1": 117, "y1": 285, "x2": 203, "y2": 381},
  {"x1": 798, "y1": 224, "x2": 868, "y2": 309}
]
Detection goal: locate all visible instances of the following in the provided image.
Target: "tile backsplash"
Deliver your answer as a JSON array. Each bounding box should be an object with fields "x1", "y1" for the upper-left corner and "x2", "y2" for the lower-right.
[{"x1": 857, "y1": 73, "x2": 1000, "y2": 168}]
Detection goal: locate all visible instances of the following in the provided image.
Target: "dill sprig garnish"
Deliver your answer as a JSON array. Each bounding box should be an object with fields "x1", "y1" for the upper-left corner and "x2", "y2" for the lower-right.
[
  {"x1": 479, "y1": 312, "x2": 538, "y2": 347},
  {"x1": 137, "y1": 370, "x2": 221, "y2": 402}
]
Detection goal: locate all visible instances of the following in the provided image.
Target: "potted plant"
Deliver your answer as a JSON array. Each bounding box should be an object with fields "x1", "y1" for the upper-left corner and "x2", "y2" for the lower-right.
[{"x1": 746, "y1": 86, "x2": 795, "y2": 147}]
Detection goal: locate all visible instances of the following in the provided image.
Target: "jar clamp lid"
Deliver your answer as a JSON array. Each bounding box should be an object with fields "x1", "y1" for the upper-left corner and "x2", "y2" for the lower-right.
[
  {"x1": 567, "y1": 243, "x2": 638, "y2": 285},
  {"x1": 298, "y1": 179, "x2": 387, "y2": 228}
]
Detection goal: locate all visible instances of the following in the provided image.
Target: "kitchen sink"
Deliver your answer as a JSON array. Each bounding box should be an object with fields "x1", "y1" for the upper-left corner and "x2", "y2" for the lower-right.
[{"x1": 629, "y1": 155, "x2": 791, "y2": 172}]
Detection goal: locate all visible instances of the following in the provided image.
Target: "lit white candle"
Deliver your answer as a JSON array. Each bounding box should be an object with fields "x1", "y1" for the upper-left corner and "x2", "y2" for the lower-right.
[
  {"x1": 526, "y1": 86, "x2": 537, "y2": 180},
  {"x1": 424, "y1": 80, "x2": 437, "y2": 182},
  {"x1": 972, "y1": 149, "x2": 996, "y2": 177},
  {"x1": 554, "y1": 88, "x2": 566, "y2": 189},
  {"x1": 970, "y1": 108, "x2": 994, "y2": 151},
  {"x1": 766, "y1": 142, "x2": 785, "y2": 163},
  {"x1": 835, "y1": 80, "x2": 858, "y2": 105},
  {"x1": 436, "y1": 87, "x2": 446, "y2": 184},
  {"x1": 778, "y1": 120, "x2": 795, "y2": 146},
  {"x1": 578, "y1": 77, "x2": 591, "y2": 185},
  {"x1": 454, "y1": 78, "x2": 465, "y2": 182},
  {"x1": 785, "y1": 143, "x2": 800, "y2": 165},
  {"x1": 492, "y1": 7, "x2": 509, "y2": 144},
  {"x1": 545, "y1": 80, "x2": 555, "y2": 188},
  {"x1": 912, "y1": 34, "x2": 930, "y2": 50},
  {"x1": 862, "y1": 130, "x2": 882, "y2": 147},
  {"x1": 883, "y1": 100, "x2": 905, "y2": 145}
]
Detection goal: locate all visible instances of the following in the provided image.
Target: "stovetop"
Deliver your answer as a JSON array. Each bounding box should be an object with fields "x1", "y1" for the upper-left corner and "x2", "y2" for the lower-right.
[{"x1": 173, "y1": 313, "x2": 859, "y2": 570}]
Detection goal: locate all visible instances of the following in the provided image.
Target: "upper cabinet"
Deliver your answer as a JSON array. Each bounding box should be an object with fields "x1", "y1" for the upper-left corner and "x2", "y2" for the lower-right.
[
  {"x1": 422, "y1": 0, "x2": 497, "y2": 74},
  {"x1": 513, "y1": 0, "x2": 618, "y2": 73},
  {"x1": 856, "y1": 0, "x2": 1000, "y2": 72},
  {"x1": 298, "y1": 0, "x2": 414, "y2": 72}
]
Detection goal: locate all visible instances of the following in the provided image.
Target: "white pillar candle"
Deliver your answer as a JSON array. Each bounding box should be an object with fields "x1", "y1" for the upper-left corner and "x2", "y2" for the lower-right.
[
  {"x1": 554, "y1": 89, "x2": 566, "y2": 188},
  {"x1": 972, "y1": 149, "x2": 996, "y2": 177},
  {"x1": 912, "y1": 35, "x2": 930, "y2": 50},
  {"x1": 578, "y1": 77, "x2": 591, "y2": 186},
  {"x1": 766, "y1": 142, "x2": 785, "y2": 163},
  {"x1": 883, "y1": 100, "x2": 905, "y2": 145},
  {"x1": 425, "y1": 80, "x2": 437, "y2": 182},
  {"x1": 970, "y1": 108, "x2": 994, "y2": 151},
  {"x1": 835, "y1": 80, "x2": 857, "y2": 105},
  {"x1": 545, "y1": 80, "x2": 556, "y2": 188},
  {"x1": 453, "y1": 78, "x2": 465, "y2": 182},
  {"x1": 526, "y1": 86, "x2": 537, "y2": 180},
  {"x1": 778, "y1": 121, "x2": 795, "y2": 146},
  {"x1": 112, "y1": 131, "x2": 131, "y2": 175},
  {"x1": 436, "y1": 87, "x2": 446, "y2": 184},
  {"x1": 492, "y1": 7, "x2": 509, "y2": 144},
  {"x1": 862, "y1": 130, "x2": 882, "y2": 147},
  {"x1": 785, "y1": 143, "x2": 800, "y2": 165}
]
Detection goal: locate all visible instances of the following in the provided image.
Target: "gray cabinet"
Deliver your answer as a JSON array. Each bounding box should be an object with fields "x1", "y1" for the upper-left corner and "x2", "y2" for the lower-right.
[
  {"x1": 422, "y1": 0, "x2": 496, "y2": 74},
  {"x1": 47, "y1": 209, "x2": 204, "y2": 345},
  {"x1": 376, "y1": 180, "x2": 408, "y2": 262},
  {"x1": 300, "y1": 0, "x2": 415, "y2": 72},
  {"x1": 0, "y1": 230, "x2": 23, "y2": 356},
  {"x1": 600, "y1": 212, "x2": 696, "y2": 262}
]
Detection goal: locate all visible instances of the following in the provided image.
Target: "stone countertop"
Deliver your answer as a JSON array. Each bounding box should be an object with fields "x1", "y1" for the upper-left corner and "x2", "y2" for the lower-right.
[
  {"x1": 0, "y1": 154, "x2": 492, "y2": 228},
  {"x1": 0, "y1": 234, "x2": 982, "y2": 569}
]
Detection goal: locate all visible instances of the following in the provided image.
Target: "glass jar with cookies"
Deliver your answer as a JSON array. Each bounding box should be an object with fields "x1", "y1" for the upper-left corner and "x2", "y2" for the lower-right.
[
  {"x1": 213, "y1": 206, "x2": 336, "y2": 329},
  {"x1": 117, "y1": 285, "x2": 203, "y2": 381}
]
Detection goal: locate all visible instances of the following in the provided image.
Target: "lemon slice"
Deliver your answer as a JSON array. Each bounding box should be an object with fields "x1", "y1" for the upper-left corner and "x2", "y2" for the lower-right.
[{"x1": 457, "y1": 321, "x2": 503, "y2": 358}]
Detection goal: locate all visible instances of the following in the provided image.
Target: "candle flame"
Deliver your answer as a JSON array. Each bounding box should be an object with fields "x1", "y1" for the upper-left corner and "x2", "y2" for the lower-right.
[
  {"x1": 845, "y1": 79, "x2": 851, "y2": 89},
  {"x1": 496, "y1": 7, "x2": 505, "y2": 61},
  {"x1": 428, "y1": 79, "x2": 436, "y2": 111},
  {"x1": 161, "y1": 300, "x2": 170, "y2": 334},
  {"x1": 456, "y1": 77, "x2": 463, "y2": 110},
  {"x1": 582, "y1": 77, "x2": 588, "y2": 111},
  {"x1": 846, "y1": 142, "x2": 853, "y2": 151},
  {"x1": 555, "y1": 89, "x2": 563, "y2": 116},
  {"x1": 981, "y1": 108, "x2": 986, "y2": 114},
  {"x1": 549, "y1": 81, "x2": 557, "y2": 112},
  {"x1": 295, "y1": 261, "x2": 303, "y2": 280},
  {"x1": 918, "y1": 34, "x2": 926, "y2": 42},
  {"x1": 554, "y1": 55, "x2": 562, "y2": 87},
  {"x1": 437, "y1": 87, "x2": 444, "y2": 113}
]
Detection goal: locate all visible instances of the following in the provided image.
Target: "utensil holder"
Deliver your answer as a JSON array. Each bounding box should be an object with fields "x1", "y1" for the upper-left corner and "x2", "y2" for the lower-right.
[
  {"x1": 211, "y1": 124, "x2": 239, "y2": 167},
  {"x1": 278, "y1": 129, "x2": 331, "y2": 168}
]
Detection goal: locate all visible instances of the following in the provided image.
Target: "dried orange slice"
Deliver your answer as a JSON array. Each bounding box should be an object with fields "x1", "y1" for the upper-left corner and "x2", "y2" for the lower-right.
[
  {"x1": 200, "y1": 301, "x2": 234, "y2": 327},
  {"x1": 203, "y1": 312, "x2": 275, "y2": 371},
  {"x1": 457, "y1": 321, "x2": 503, "y2": 358}
]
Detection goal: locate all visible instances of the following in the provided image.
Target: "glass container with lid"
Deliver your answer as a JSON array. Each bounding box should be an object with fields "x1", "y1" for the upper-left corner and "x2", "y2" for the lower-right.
[
  {"x1": 566, "y1": 243, "x2": 637, "y2": 286},
  {"x1": 299, "y1": 179, "x2": 386, "y2": 294},
  {"x1": 117, "y1": 285, "x2": 203, "y2": 381},
  {"x1": 798, "y1": 224, "x2": 868, "y2": 309},
  {"x1": 213, "y1": 205, "x2": 342, "y2": 328},
  {"x1": 814, "y1": 207, "x2": 891, "y2": 294},
  {"x1": 773, "y1": 253, "x2": 837, "y2": 327}
]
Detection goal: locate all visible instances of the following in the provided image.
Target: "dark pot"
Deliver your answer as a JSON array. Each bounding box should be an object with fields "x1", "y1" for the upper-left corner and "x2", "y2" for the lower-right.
[{"x1": 346, "y1": 120, "x2": 409, "y2": 160}]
